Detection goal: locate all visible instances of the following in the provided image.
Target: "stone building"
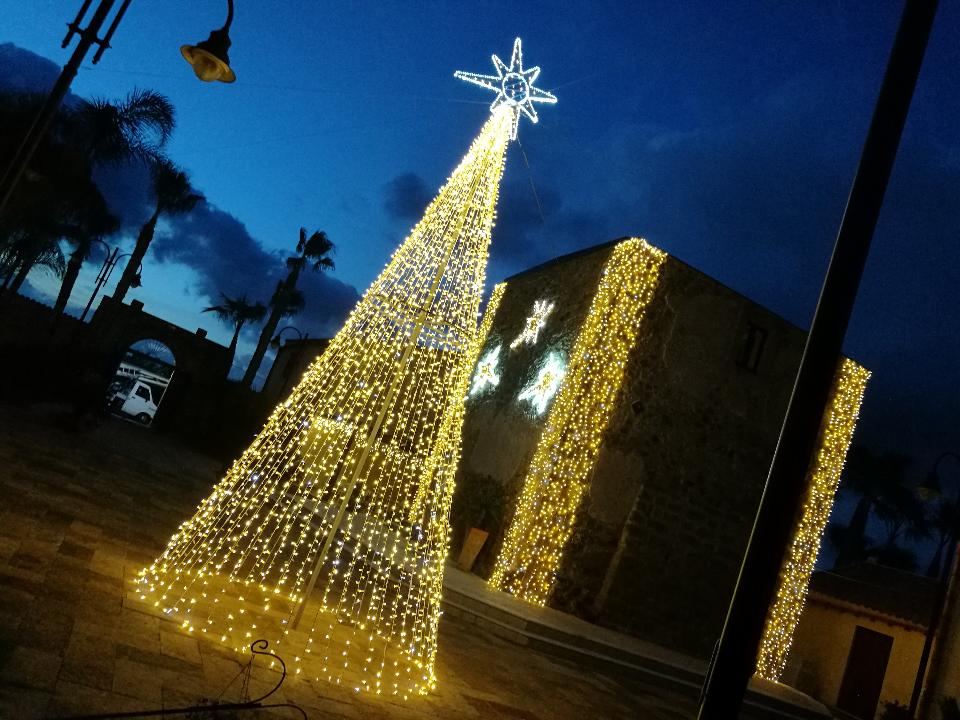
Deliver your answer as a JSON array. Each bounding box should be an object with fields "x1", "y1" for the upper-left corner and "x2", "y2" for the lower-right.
[
  {"x1": 785, "y1": 564, "x2": 934, "y2": 719},
  {"x1": 455, "y1": 236, "x2": 867, "y2": 661}
]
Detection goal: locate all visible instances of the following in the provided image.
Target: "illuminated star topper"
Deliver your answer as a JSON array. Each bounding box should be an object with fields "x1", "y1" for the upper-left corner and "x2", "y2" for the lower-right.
[{"x1": 455, "y1": 37, "x2": 557, "y2": 140}]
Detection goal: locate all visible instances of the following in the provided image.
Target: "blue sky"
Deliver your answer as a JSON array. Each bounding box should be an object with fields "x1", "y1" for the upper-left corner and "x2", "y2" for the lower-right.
[{"x1": 3, "y1": 1, "x2": 960, "y2": 559}]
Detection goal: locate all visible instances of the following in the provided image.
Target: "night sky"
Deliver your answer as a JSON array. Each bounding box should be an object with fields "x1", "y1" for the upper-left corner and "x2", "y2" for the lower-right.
[{"x1": 2, "y1": 2, "x2": 959, "y2": 557}]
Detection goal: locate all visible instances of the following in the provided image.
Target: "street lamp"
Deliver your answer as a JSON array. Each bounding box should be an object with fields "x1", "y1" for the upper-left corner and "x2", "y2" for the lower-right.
[
  {"x1": 180, "y1": 0, "x2": 237, "y2": 83},
  {"x1": 79, "y1": 246, "x2": 141, "y2": 322},
  {"x1": 910, "y1": 451, "x2": 960, "y2": 718},
  {"x1": 0, "y1": 0, "x2": 239, "y2": 217},
  {"x1": 270, "y1": 326, "x2": 306, "y2": 350}
]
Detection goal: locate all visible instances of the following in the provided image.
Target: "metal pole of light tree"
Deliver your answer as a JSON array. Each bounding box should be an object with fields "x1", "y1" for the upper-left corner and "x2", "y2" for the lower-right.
[
  {"x1": 697, "y1": 1, "x2": 938, "y2": 717},
  {"x1": 0, "y1": 0, "x2": 132, "y2": 217}
]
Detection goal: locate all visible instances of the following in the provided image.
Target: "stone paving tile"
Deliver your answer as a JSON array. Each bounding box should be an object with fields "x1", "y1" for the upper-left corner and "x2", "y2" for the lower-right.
[
  {"x1": 0, "y1": 406, "x2": 794, "y2": 720},
  {"x1": 1, "y1": 645, "x2": 62, "y2": 692}
]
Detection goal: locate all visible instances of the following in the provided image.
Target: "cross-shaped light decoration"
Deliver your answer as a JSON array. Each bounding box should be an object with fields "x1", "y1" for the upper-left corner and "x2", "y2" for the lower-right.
[
  {"x1": 455, "y1": 37, "x2": 558, "y2": 140},
  {"x1": 510, "y1": 300, "x2": 555, "y2": 350},
  {"x1": 470, "y1": 345, "x2": 502, "y2": 397},
  {"x1": 518, "y1": 352, "x2": 566, "y2": 415}
]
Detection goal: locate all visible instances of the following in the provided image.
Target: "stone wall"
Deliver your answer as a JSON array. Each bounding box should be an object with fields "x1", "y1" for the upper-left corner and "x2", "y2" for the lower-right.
[
  {"x1": 458, "y1": 242, "x2": 617, "y2": 574},
  {"x1": 582, "y1": 257, "x2": 807, "y2": 657},
  {"x1": 457, "y1": 240, "x2": 814, "y2": 659}
]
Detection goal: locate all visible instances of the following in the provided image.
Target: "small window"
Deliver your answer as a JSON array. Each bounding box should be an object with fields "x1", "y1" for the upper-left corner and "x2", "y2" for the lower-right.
[
  {"x1": 136, "y1": 386, "x2": 151, "y2": 400},
  {"x1": 737, "y1": 323, "x2": 767, "y2": 372}
]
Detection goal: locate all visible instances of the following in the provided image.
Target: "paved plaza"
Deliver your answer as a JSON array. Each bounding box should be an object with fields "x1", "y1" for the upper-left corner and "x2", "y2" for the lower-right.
[{"x1": 0, "y1": 404, "x2": 790, "y2": 719}]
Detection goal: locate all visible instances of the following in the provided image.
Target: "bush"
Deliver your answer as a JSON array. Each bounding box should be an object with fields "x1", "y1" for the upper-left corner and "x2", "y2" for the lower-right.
[
  {"x1": 941, "y1": 697, "x2": 960, "y2": 720},
  {"x1": 879, "y1": 701, "x2": 909, "y2": 720}
]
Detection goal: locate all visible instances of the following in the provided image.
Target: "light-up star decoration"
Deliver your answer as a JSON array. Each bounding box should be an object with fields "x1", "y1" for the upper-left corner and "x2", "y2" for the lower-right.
[
  {"x1": 510, "y1": 300, "x2": 555, "y2": 350},
  {"x1": 470, "y1": 345, "x2": 502, "y2": 397},
  {"x1": 455, "y1": 37, "x2": 558, "y2": 140},
  {"x1": 518, "y1": 352, "x2": 566, "y2": 415}
]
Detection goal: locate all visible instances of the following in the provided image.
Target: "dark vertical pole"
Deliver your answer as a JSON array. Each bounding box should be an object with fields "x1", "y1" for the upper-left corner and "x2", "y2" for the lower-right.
[
  {"x1": 909, "y1": 537, "x2": 958, "y2": 718},
  {"x1": 697, "y1": 1, "x2": 938, "y2": 717},
  {"x1": 80, "y1": 246, "x2": 117, "y2": 322},
  {"x1": 0, "y1": 0, "x2": 119, "y2": 216}
]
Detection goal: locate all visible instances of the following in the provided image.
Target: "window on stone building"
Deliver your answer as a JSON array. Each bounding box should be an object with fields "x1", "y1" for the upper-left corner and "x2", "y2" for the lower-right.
[{"x1": 737, "y1": 322, "x2": 767, "y2": 373}]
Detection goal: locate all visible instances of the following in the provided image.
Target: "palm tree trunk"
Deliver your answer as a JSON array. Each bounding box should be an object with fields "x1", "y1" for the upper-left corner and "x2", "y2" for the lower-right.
[
  {"x1": 835, "y1": 495, "x2": 872, "y2": 569},
  {"x1": 242, "y1": 265, "x2": 302, "y2": 388},
  {"x1": 53, "y1": 239, "x2": 89, "y2": 314},
  {"x1": 114, "y1": 207, "x2": 160, "y2": 304},
  {"x1": 227, "y1": 320, "x2": 243, "y2": 371},
  {"x1": 242, "y1": 302, "x2": 283, "y2": 388},
  {"x1": 8, "y1": 245, "x2": 43, "y2": 292}
]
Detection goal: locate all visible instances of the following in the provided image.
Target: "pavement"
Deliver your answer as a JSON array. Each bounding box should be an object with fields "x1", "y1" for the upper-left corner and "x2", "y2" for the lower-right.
[{"x1": 0, "y1": 404, "x2": 826, "y2": 719}]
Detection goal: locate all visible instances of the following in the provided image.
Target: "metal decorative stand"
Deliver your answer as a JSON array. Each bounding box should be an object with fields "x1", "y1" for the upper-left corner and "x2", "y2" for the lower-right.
[{"x1": 49, "y1": 640, "x2": 307, "y2": 720}]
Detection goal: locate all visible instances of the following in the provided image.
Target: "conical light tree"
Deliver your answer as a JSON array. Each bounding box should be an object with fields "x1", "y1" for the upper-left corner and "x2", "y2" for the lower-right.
[{"x1": 135, "y1": 38, "x2": 555, "y2": 698}]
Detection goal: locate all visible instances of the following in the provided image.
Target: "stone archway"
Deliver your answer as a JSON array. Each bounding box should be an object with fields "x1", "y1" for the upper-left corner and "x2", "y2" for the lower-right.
[{"x1": 105, "y1": 339, "x2": 176, "y2": 427}]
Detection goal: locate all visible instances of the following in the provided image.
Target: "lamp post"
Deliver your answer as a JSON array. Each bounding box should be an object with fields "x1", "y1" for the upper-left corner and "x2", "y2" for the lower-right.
[
  {"x1": 180, "y1": 0, "x2": 237, "y2": 83},
  {"x1": 909, "y1": 451, "x2": 960, "y2": 719},
  {"x1": 80, "y1": 246, "x2": 141, "y2": 322},
  {"x1": 269, "y1": 326, "x2": 306, "y2": 349},
  {"x1": 697, "y1": 1, "x2": 938, "y2": 716},
  {"x1": 0, "y1": 0, "x2": 237, "y2": 218}
]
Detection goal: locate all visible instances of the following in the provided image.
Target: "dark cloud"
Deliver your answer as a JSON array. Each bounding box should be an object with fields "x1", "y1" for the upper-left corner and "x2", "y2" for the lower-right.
[
  {"x1": 383, "y1": 172, "x2": 432, "y2": 221},
  {"x1": 152, "y1": 203, "x2": 360, "y2": 338},
  {"x1": 0, "y1": 42, "x2": 62, "y2": 95},
  {"x1": 490, "y1": 179, "x2": 610, "y2": 279}
]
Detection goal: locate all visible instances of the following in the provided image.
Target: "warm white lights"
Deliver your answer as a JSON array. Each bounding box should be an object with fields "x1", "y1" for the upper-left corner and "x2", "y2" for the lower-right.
[
  {"x1": 455, "y1": 37, "x2": 558, "y2": 140},
  {"x1": 492, "y1": 239, "x2": 666, "y2": 604},
  {"x1": 470, "y1": 345, "x2": 503, "y2": 397},
  {"x1": 136, "y1": 103, "x2": 518, "y2": 698},
  {"x1": 517, "y1": 352, "x2": 566, "y2": 415},
  {"x1": 509, "y1": 300, "x2": 555, "y2": 350},
  {"x1": 756, "y1": 359, "x2": 870, "y2": 680}
]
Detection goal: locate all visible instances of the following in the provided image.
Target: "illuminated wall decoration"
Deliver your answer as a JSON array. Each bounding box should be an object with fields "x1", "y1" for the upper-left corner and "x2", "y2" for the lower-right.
[
  {"x1": 755, "y1": 359, "x2": 870, "y2": 680},
  {"x1": 470, "y1": 345, "x2": 503, "y2": 397},
  {"x1": 509, "y1": 300, "x2": 555, "y2": 350},
  {"x1": 517, "y1": 351, "x2": 566, "y2": 415},
  {"x1": 491, "y1": 238, "x2": 666, "y2": 605},
  {"x1": 135, "y1": 40, "x2": 556, "y2": 699}
]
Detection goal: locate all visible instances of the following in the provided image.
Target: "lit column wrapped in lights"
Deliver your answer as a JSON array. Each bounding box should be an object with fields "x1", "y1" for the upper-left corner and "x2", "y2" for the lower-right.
[
  {"x1": 755, "y1": 358, "x2": 870, "y2": 680},
  {"x1": 135, "y1": 40, "x2": 553, "y2": 698},
  {"x1": 491, "y1": 238, "x2": 666, "y2": 605}
]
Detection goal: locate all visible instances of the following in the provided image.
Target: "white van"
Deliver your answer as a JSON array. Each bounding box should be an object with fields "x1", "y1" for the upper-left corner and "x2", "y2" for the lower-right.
[{"x1": 109, "y1": 379, "x2": 159, "y2": 424}]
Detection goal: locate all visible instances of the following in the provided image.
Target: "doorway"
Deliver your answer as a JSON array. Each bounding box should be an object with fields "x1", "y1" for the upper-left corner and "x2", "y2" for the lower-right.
[{"x1": 836, "y1": 625, "x2": 893, "y2": 719}]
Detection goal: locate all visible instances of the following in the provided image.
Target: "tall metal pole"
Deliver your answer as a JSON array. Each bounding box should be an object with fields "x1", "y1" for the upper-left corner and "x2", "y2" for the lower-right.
[
  {"x1": 0, "y1": 0, "x2": 122, "y2": 217},
  {"x1": 698, "y1": 1, "x2": 938, "y2": 717},
  {"x1": 909, "y1": 452, "x2": 960, "y2": 719}
]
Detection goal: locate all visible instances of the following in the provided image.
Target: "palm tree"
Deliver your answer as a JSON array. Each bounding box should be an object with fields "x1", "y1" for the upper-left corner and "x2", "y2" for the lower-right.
[
  {"x1": 52, "y1": 187, "x2": 119, "y2": 314},
  {"x1": 0, "y1": 89, "x2": 175, "y2": 308},
  {"x1": 113, "y1": 158, "x2": 202, "y2": 304},
  {"x1": 72, "y1": 89, "x2": 175, "y2": 165},
  {"x1": 202, "y1": 293, "x2": 267, "y2": 370},
  {"x1": 241, "y1": 228, "x2": 334, "y2": 387},
  {"x1": 832, "y1": 446, "x2": 917, "y2": 568}
]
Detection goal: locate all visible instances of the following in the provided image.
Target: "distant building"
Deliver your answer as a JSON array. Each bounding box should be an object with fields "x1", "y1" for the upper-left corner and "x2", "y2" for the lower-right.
[
  {"x1": 784, "y1": 564, "x2": 935, "y2": 719},
  {"x1": 262, "y1": 338, "x2": 330, "y2": 407},
  {"x1": 456, "y1": 237, "x2": 868, "y2": 662}
]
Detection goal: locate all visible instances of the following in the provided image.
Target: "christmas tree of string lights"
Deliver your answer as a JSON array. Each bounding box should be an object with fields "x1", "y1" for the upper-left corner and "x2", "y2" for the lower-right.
[{"x1": 135, "y1": 38, "x2": 555, "y2": 697}]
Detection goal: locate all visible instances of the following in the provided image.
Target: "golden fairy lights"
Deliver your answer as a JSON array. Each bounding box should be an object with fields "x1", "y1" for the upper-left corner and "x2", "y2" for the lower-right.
[
  {"x1": 755, "y1": 359, "x2": 870, "y2": 680},
  {"x1": 491, "y1": 238, "x2": 666, "y2": 605},
  {"x1": 135, "y1": 106, "x2": 514, "y2": 698}
]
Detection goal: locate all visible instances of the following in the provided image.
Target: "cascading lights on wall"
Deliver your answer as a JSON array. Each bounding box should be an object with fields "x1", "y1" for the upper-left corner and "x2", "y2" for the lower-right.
[
  {"x1": 490, "y1": 238, "x2": 667, "y2": 605},
  {"x1": 755, "y1": 358, "x2": 871, "y2": 680}
]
